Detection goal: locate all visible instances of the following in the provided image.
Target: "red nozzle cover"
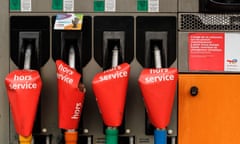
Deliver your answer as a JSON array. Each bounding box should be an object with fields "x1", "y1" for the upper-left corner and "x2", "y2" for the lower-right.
[
  {"x1": 56, "y1": 60, "x2": 85, "y2": 129},
  {"x1": 138, "y1": 68, "x2": 178, "y2": 129},
  {"x1": 5, "y1": 69, "x2": 42, "y2": 136},
  {"x1": 92, "y1": 63, "x2": 130, "y2": 127}
]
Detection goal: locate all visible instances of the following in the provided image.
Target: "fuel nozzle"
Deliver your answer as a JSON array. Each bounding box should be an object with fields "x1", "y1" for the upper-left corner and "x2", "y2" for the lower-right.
[
  {"x1": 64, "y1": 46, "x2": 78, "y2": 144},
  {"x1": 92, "y1": 41, "x2": 130, "y2": 144},
  {"x1": 6, "y1": 35, "x2": 43, "y2": 144},
  {"x1": 138, "y1": 38, "x2": 178, "y2": 144},
  {"x1": 56, "y1": 44, "x2": 86, "y2": 144}
]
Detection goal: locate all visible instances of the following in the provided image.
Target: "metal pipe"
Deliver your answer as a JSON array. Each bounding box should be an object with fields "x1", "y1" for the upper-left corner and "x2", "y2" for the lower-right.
[
  {"x1": 171, "y1": 136, "x2": 176, "y2": 144},
  {"x1": 154, "y1": 46, "x2": 162, "y2": 69},
  {"x1": 46, "y1": 135, "x2": 50, "y2": 144},
  {"x1": 87, "y1": 136, "x2": 92, "y2": 144},
  {"x1": 112, "y1": 46, "x2": 119, "y2": 68},
  {"x1": 69, "y1": 46, "x2": 76, "y2": 69},
  {"x1": 24, "y1": 45, "x2": 32, "y2": 70}
]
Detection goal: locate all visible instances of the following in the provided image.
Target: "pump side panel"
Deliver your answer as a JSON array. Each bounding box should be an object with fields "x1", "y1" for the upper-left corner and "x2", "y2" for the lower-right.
[
  {"x1": 178, "y1": 74, "x2": 240, "y2": 144},
  {"x1": 0, "y1": 0, "x2": 10, "y2": 143}
]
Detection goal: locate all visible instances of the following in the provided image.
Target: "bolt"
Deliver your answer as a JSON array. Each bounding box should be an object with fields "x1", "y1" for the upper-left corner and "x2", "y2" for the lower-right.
[
  {"x1": 83, "y1": 129, "x2": 89, "y2": 134},
  {"x1": 125, "y1": 129, "x2": 131, "y2": 134},
  {"x1": 42, "y1": 128, "x2": 47, "y2": 133},
  {"x1": 168, "y1": 129, "x2": 174, "y2": 135}
]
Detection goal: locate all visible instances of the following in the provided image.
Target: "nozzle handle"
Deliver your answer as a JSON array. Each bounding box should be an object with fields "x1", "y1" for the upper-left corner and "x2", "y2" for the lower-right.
[
  {"x1": 19, "y1": 135, "x2": 32, "y2": 144},
  {"x1": 106, "y1": 127, "x2": 118, "y2": 144},
  {"x1": 154, "y1": 129, "x2": 167, "y2": 144}
]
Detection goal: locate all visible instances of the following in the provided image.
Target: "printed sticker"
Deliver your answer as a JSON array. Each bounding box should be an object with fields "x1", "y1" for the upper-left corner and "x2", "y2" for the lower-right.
[
  {"x1": 189, "y1": 33, "x2": 225, "y2": 71},
  {"x1": 54, "y1": 13, "x2": 83, "y2": 30},
  {"x1": 21, "y1": 0, "x2": 31, "y2": 12},
  {"x1": 63, "y1": 0, "x2": 74, "y2": 12},
  {"x1": 105, "y1": 0, "x2": 116, "y2": 12},
  {"x1": 189, "y1": 32, "x2": 240, "y2": 72},
  {"x1": 148, "y1": 0, "x2": 159, "y2": 12}
]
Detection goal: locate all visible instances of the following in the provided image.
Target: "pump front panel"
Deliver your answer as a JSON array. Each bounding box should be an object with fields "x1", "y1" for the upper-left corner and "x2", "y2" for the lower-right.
[
  {"x1": 6, "y1": 0, "x2": 240, "y2": 144},
  {"x1": 178, "y1": 1, "x2": 240, "y2": 144},
  {"x1": 0, "y1": 0, "x2": 10, "y2": 143},
  {"x1": 178, "y1": 74, "x2": 240, "y2": 144}
]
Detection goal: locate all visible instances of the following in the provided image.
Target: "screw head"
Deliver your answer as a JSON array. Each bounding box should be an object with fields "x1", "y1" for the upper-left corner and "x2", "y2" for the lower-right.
[
  {"x1": 83, "y1": 129, "x2": 89, "y2": 134},
  {"x1": 125, "y1": 129, "x2": 131, "y2": 134},
  {"x1": 168, "y1": 129, "x2": 174, "y2": 135},
  {"x1": 42, "y1": 128, "x2": 47, "y2": 133}
]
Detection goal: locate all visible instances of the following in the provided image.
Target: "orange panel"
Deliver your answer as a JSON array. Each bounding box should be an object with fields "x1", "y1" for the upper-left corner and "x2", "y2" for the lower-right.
[{"x1": 178, "y1": 74, "x2": 240, "y2": 144}]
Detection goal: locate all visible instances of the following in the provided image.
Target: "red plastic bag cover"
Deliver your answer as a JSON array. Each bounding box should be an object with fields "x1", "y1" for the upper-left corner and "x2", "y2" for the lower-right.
[
  {"x1": 5, "y1": 69, "x2": 42, "y2": 136},
  {"x1": 138, "y1": 68, "x2": 178, "y2": 129},
  {"x1": 56, "y1": 60, "x2": 85, "y2": 130},
  {"x1": 92, "y1": 63, "x2": 130, "y2": 127}
]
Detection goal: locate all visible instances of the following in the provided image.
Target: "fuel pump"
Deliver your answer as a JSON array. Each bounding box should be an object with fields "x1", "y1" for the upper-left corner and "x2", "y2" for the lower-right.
[
  {"x1": 136, "y1": 16, "x2": 177, "y2": 144},
  {"x1": 52, "y1": 14, "x2": 92, "y2": 144},
  {"x1": 5, "y1": 40, "x2": 42, "y2": 144},
  {"x1": 138, "y1": 47, "x2": 178, "y2": 144},
  {"x1": 178, "y1": 1, "x2": 240, "y2": 144},
  {"x1": 6, "y1": 16, "x2": 50, "y2": 144},
  {"x1": 92, "y1": 16, "x2": 134, "y2": 144},
  {"x1": 92, "y1": 44, "x2": 130, "y2": 144}
]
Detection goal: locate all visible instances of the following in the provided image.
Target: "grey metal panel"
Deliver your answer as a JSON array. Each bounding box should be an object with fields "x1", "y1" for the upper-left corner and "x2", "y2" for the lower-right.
[
  {"x1": 117, "y1": 0, "x2": 137, "y2": 12},
  {"x1": 32, "y1": 0, "x2": 52, "y2": 12},
  {"x1": 178, "y1": 13, "x2": 240, "y2": 72},
  {"x1": 0, "y1": 0, "x2": 9, "y2": 143},
  {"x1": 117, "y1": 0, "x2": 177, "y2": 12},
  {"x1": 179, "y1": 0, "x2": 199, "y2": 12},
  {"x1": 31, "y1": 0, "x2": 93, "y2": 12},
  {"x1": 159, "y1": 0, "x2": 177, "y2": 12},
  {"x1": 75, "y1": 0, "x2": 94, "y2": 12},
  {"x1": 40, "y1": 60, "x2": 61, "y2": 140},
  {"x1": 72, "y1": 0, "x2": 179, "y2": 12},
  {"x1": 178, "y1": 32, "x2": 189, "y2": 72},
  {"x1": 77, "y1": 0, "x2": 178, "y2": 12},
  {"x1": 8, "y1": 1, "x2": 180, "y2": 13}
]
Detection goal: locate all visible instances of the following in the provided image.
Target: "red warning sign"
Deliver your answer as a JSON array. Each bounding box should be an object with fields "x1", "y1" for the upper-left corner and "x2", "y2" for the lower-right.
[{"x1": 189, "y1": 33, "x2": 224, "y2": 71}]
